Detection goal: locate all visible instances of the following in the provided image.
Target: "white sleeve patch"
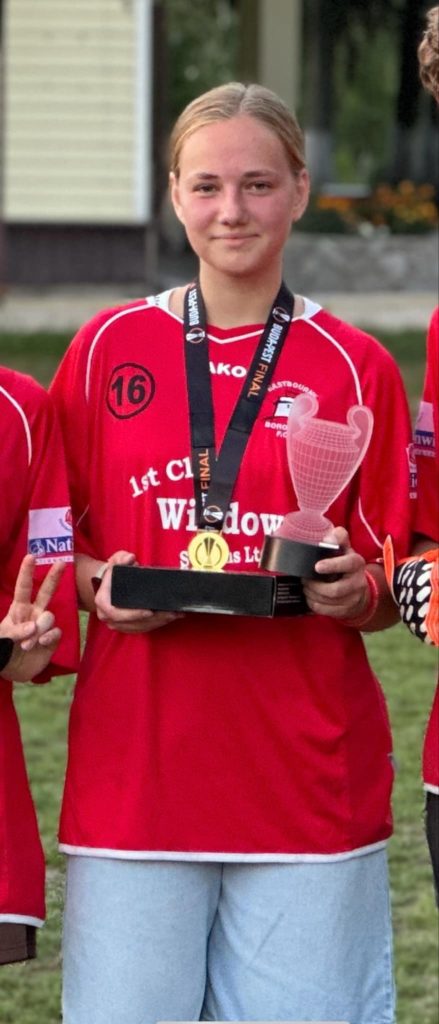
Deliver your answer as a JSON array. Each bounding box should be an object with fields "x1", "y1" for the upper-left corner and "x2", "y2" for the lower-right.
[
  {"x1": 28, "y1": 506, "x2": 74, "y2": 563},
  {"x1": 415, "y1": 400, "x2": 434, "y2": 434}
]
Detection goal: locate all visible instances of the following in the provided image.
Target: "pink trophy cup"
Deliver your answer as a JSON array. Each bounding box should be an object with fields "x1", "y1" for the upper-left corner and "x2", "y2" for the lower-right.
[{"x1": 260, "y1": 394, "x2": 374, "y2": 578}]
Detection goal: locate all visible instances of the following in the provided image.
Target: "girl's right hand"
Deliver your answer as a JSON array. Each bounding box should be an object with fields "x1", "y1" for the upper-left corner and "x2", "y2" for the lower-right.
[{"x1": 94, "y1": 550, "x2": 184, "y2": 633}]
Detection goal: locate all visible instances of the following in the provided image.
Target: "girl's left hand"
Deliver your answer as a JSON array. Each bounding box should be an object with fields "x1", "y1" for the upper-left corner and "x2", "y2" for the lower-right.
[{"x1": 302, "y1": 527, "x2": 369, "y2": 620}]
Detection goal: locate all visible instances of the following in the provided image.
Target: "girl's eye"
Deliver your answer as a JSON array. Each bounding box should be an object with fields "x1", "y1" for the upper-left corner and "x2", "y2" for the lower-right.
[{"x1": 247, "y1": 181, "x2": 272, "y2": 192}]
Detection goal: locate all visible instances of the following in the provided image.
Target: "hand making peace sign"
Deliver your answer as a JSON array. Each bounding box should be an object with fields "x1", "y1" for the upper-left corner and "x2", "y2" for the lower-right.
[{"x1": 0, "y1": 554, "x2": 65, "y2": 681}]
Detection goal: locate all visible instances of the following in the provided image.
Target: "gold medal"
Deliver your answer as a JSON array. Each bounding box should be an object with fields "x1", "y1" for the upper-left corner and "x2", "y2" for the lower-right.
[{"x1": 187, "y1": 531, "x2": 230, "y2": 572}]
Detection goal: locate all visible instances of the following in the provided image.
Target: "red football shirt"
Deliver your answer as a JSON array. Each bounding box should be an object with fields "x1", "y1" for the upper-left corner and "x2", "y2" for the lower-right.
[
  {"x1": 413, "y1": 310, "x2": 439, "y2": 792},
  {"x1": 0, "y1": 368, "x2": 79, "y2": 925},
  {"x1": 51, "y1": 294, "x2": 413, "y2": 861}
]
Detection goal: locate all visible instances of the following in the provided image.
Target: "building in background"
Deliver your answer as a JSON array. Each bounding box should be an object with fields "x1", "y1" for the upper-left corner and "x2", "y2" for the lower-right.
[
  {"x1": 1, "y1": 0, "x2": 162, "y2": 285},
  {"x1": 1, "y1": 0, "x2": 305, "y2": 287}
]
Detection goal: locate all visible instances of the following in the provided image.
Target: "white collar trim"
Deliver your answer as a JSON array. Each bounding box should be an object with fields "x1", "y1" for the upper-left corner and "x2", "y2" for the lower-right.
[{"x1": 150, "y1": 289, "x2": 322, "y2": 345}]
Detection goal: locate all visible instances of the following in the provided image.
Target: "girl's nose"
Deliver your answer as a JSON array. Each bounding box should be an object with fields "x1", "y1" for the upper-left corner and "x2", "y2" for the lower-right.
[{"x1": 218, "y1": 187, "x2": 247, "y2": 224}]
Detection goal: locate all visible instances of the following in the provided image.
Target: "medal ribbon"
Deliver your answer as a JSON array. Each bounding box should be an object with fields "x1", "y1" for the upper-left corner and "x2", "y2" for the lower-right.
[{"x1": 183, "y1": 280, "x2": 295, "y2": 533}]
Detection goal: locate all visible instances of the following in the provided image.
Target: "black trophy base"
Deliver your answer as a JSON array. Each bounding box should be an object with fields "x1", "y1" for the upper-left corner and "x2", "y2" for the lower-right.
[
  {"x1": 111, "y1": 565, "x2": 309, "y2": 617},
  {"x1": 260, "y1": 535, "x2": 341, "y2": 580}
]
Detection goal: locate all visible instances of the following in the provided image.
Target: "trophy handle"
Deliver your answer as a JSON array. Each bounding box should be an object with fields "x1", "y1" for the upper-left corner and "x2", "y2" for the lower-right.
[
  {"x1": 287, "y1": 393, "x2": 319, "y2": 436},
  {"x1": 347, "y1": 405, "x2": 374, "y2": 467},
  {"x1": 307, "y1": 403, "x2": 373, "y2": 510}
]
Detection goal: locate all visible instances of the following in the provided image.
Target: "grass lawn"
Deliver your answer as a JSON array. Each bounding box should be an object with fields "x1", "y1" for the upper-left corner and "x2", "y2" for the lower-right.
[{"x1": 0, "y1": 329, "x2": 438, "y2": 1022}]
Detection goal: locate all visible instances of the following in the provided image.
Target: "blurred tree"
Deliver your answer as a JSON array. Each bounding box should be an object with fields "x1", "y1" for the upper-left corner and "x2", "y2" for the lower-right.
[
  {"x1": 161, "y1": 0, "x2": 435, "y2": 194},
  {"x1": 165, "y1": 0, "x2": 238, "y2": 123},
  {"x1": 302, "y1": 0, "x2": 339, "y2": 185},
  {"x1": 391, "y1": 0, "x2": 436, "y2": 183},
  {"x1": 302, "y1": 0, "x2": 433, "y2": 186},
  {"x1": 334, "y1": 21, "x2": 400, "y2": 184},
  {"x1": 158, "y1": 0, "x2": 238, "y2": 250}
]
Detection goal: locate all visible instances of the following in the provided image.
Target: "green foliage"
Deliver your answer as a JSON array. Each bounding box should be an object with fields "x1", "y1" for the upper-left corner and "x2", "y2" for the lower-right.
[
  {"x1": 301, "y1": 1, "x2": 433, "y2": 188},
  {"x1": 164, "y1": 1, "x2": 433, "y2": 196},
  {"x1": 299, "y1": 182, "x2": 439, "y2": 236},
  {"x1": 298, "y1": 200, "x2": 353, "y2": 234},
  {"x1": 165, "y1": 0, "x2": 239, "y2": 123},
  {"x1": 334, "y1": 26, "x2": 400, "y2": 183}
]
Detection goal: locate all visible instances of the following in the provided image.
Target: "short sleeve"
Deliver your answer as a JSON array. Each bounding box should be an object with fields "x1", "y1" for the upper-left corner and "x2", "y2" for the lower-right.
[
  {"x1": 50, "y1": 323, "x2": 96, "y2": 558},
  {"x1": 347, "y1": 345, "x2": 414, "y2": 563}
]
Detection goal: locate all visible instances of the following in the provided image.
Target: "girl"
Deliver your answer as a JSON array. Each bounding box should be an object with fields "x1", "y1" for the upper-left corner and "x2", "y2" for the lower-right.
[{"x1": 51, "y1": 82, "x2": 413, "y2": 1024}]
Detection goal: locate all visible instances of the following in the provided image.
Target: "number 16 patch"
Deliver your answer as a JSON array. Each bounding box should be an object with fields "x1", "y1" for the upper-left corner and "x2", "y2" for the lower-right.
[{"x1": 106, "y1": 363, "x2": 155, "y2": 419}]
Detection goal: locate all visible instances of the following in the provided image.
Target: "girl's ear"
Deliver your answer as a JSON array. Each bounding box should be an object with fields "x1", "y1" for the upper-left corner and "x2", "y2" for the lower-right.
[
  {"x1": 169, "y1": 172, "x2": 185, "y2": 225},
  {"x1": 291, "y1": 169, "x2": 310, "y2": 224}
]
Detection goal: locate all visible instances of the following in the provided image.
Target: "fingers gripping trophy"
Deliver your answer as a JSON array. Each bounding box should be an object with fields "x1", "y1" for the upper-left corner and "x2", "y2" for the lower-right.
[{"x1": 260, "y1": 394, "x2": 374, "y2": 578}]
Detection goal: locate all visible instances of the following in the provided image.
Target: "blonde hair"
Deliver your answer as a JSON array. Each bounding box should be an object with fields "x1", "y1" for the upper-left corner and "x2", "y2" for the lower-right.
[
  {"x1": 418, "y1": 6, "x2": 439, "y2": 103},
  {"x1": 169, "y1": 82, "x2": 306, "y2": 178}
]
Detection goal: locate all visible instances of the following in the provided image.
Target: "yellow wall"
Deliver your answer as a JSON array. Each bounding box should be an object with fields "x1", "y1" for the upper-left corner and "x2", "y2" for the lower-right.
[{"x1": 4, "y1": 0, "x2": 153, "y2": 224}]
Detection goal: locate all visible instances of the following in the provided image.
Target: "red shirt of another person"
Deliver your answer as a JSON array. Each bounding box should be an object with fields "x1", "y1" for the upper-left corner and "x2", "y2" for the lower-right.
[
  {"x1": 413, "y1": 309, "x2": 439, "y2": 793},
  {"x1": 0, "y1": 368, "x2": 79, "y2": 926}
]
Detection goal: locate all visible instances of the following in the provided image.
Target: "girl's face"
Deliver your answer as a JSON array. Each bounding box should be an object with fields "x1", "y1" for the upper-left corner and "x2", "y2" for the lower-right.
[{"x1": 170, "y1": 114, "x2": 309, "y2": 282}]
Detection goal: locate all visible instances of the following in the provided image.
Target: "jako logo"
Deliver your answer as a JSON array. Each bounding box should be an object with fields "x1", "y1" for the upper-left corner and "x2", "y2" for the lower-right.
[{"x1": 209, "y1": 361, "x2": 247, "y2": 378}]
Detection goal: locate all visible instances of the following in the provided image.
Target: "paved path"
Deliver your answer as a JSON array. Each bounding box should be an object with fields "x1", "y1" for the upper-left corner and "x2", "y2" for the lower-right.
[{"x1": 0, "y1": 284, "x2": 436, "y2": 335}]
